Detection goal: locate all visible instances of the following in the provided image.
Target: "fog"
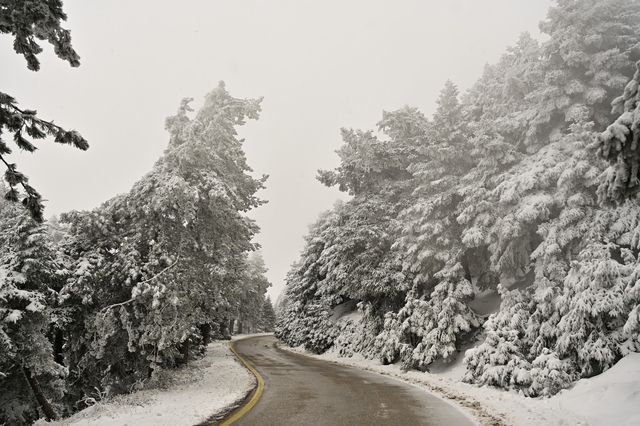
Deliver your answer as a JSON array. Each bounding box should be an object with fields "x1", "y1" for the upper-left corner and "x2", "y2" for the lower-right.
[{"x1": 2, "y1": 0, "x2": 552, "y2": 299}]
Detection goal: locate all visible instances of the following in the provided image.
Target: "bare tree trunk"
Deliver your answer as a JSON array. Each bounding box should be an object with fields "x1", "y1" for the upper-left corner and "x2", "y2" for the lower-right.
[{"x1": 22, "y1": 366, "x2": 57, "y2": 421}]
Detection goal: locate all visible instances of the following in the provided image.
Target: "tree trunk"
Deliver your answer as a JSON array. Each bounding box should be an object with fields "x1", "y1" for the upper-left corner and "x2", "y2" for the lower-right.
[
  {"x1": 229, "y1": 318, "x2": 235, "y2": 335},
  {"x1": 200, "y1": 323, "x2": 212, "y2": 346},
  {"x1": 461, "y1": 251, "x2": 473, "y2": 283},
  {"x1": 180, "y1": 340, "x2": 190, "y2": 363},
  {"x1": 53, "y1": 328, "x2": 64, "y2": 366},
  {"x1": 22, "y1": 366, "x2": 57, "y2": 421}
]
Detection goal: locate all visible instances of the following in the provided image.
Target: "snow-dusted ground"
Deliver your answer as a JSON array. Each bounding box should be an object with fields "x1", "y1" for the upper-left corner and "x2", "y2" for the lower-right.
[
  {"x1": 281, "y1": 343, "x2": 640, "y2": 426},
  {"x1": 552, "y1": 353, "x2": 640, "y2": 426},
  {"x1": 40, "y1": 340, "x2": 255, "y2": 426}
]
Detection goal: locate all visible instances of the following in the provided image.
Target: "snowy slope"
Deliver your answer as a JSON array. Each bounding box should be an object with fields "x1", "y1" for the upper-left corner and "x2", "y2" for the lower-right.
[
  {"x1": 39, "y1": 340, "x2": 254, "y2": 426},
  {"x1": 552, "y1": 352, "x2": 640, "y2": 426}
]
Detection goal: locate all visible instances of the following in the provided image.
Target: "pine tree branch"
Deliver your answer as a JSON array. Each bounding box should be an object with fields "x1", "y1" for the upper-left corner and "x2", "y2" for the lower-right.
[
  {"x1": 0, "y1": 153, "x2": 43, "y2": 220},
  {"x1": 99, "y1": 256, "x2": 181, "y2": 314}
]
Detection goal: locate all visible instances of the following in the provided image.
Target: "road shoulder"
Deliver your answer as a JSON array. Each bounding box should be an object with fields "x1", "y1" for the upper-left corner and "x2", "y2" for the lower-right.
[{"x1": 38, "y1": 340, "x2": 255, "y2": 426}]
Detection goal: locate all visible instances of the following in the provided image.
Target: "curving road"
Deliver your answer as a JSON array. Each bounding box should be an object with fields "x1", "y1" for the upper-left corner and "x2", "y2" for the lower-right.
[{"x1": 230, "y1": 335, "x2": 474, "y2": 426}]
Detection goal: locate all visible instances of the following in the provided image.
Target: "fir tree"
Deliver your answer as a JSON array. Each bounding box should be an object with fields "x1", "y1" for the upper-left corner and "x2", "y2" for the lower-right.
[
  {"x1": 0, "y1": 192, "x2": 65, "y2": 424},
  {"x1": 58, "y1": 83, "x2": 266, "y2": 402},
  {"x1": 260, "y1": 297, "x2": 276, "y2": 332},
  {"x1": 596, "y1": 62, "x2": 640, "y2": 202}
]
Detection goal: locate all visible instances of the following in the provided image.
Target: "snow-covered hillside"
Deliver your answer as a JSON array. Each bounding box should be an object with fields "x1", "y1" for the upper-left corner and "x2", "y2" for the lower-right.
[
  {"x1": 276, "y1": 0, "x2": 640, "y2": 405},
  {"x1": 554, "y1": 352, "x2": 640, "y2": 426}
]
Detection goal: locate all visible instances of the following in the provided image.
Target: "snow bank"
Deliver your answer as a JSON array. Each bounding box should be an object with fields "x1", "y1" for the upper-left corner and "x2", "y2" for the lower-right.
[
  {"x1": 42, "y1": 340, "x2": 254, "y2": 426},
  {"x1": 281, "y1": 342, "x2": 622, "y2": 426},
  {"x1": 552, "y1": 352, "x2": 640, "y2": 426}
]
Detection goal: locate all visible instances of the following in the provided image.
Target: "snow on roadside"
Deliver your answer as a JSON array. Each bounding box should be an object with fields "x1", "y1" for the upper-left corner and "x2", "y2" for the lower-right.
[
  {"x1": 279, "y1": 343, "x2": 588, "y2": 426},
  {"x1": 551, "y1": 352, "x2": 640, "y2": 426},
  {"x1": 40, "y1": 340, "x2": 254, "y2": 426}
]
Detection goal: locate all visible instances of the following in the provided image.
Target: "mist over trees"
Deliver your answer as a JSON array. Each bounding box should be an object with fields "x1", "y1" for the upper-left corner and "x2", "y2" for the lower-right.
[
  {"x1": 276, "y1": 0, "x2": 640, "y2": 397},
  {"x1": 4, "y1": 0, "x2": 640, "y2": 423}
]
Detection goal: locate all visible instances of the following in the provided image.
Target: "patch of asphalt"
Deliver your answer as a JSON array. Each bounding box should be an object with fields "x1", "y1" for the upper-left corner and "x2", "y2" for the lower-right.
[{"x1": 276, "y1": 342, "x2": 505, "y2": 426}]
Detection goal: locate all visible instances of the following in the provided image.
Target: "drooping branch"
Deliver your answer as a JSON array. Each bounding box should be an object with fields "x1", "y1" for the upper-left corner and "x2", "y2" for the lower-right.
[
  {"x1": 99, "y1": 256, "x2": 181, "y2": 315},
  {"x1": 0, "y1": 92, "x2": 89, "y2": 221}
]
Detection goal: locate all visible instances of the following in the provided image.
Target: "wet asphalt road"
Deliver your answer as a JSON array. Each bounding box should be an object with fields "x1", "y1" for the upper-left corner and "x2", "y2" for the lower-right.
[{"x1": 232, "y1": 336, "x2": 474, "y2": 426}]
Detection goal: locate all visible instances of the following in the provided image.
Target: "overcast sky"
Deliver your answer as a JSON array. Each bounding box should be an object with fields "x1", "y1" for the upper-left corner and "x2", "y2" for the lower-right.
[{"x1": 2, "y1": 0, "x2": 553, "y2": 300}]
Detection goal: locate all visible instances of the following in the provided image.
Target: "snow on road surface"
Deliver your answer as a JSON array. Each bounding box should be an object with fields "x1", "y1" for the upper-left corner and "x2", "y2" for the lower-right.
[
  {"x1": 282, "y1": 344, "x2": 640, "y2": 426},
  {"x1": 40, "y1": 340, "x2": 254, "y2": 426}
]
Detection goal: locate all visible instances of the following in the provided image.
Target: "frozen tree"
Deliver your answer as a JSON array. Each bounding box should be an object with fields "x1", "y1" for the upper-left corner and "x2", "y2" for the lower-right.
[
  {"x1": 234, "y1": 252, "x2": 271, "y2": 334},
  {"x1": 382, "y1": 81, "x2": 479, "y2": 367},
  {"x1": 56, "y1": 83, "x2": 266, "y2": 402},
  {"x1": 596, "y1": 62, "x2": 640, "y2": 202},
  {"x1": 259, "y1": 297, "x2": 276, "y2": 332},
  {"x1": 275, "y1": 210, "x2": 341, "y2": 352},
  {"x1": 528, "y1": 348, "x2": 574, "y2": 396},
  {"x1": 526, "y1": 0, "x2": 640, "y2": 148},
  {"x1": 464, "y1": 285, "x2": 533, "y2": 392},
  {"x1": 410, "y1": 264, "x2": 479, "y2": 368},
  {"x1": 278, "y1": 106, "x2": 428, "y2": 353},
  {"x1": 0, "y1": 192, "x2": 65, "y2": 423},
  {"x1": 554, "y1": 244, "x2": 628, "y2": 376}
]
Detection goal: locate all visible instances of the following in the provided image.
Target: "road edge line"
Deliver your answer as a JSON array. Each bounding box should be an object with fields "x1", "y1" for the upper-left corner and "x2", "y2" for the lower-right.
[{"x1": 219, "y1": 338, "x2": 265, "y2": 425}]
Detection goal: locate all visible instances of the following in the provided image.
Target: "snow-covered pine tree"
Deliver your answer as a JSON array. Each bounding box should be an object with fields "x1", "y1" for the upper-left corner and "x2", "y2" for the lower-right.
[
  {"x1": 408, "y1": 263, "x2": 479, "y2": 368},
  {"x1": 278, "y1": 106, "x2": 428, "y2": 354},
  {"x1": 389, "y1": 81, "x2": 479, "y2": 368},
  {"x1": 275, "y1": 210, "x2": 339, "y2": 352},
  {"x1": 597, "y1": 62, "x2": 640, "y2": 202},
  {"x1": 259, "y1": 297, "x2": 276, "y2": 332},
  {"x1": 58, "y1": 83, "x2": 265, "y2": 403},
  {"x1": 235, "y1": 252, "x2": 271, "y2": 334},
  {"x1": 525, "y1": 0, "x2": 640, "y2": 150},
  {"x1": 463, "y1": 285, "x2": 533, "y2": 393},
  {"x1": 0, "y1": 192, "x2": 66, "y2": 424},
  {"x1": 554, "y1": 243, "x2": 628, "y2": 376}
]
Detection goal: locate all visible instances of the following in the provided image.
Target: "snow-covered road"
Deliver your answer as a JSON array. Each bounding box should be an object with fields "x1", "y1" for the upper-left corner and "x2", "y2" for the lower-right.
[{"x1": 230, "y1": 335, "x2": 474, "y2": 425}]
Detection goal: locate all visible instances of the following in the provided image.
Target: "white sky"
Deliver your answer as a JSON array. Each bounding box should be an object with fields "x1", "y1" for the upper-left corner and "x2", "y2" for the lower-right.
[{"x1": 2, "y1": 0, "x2": 552, "y2": 300}]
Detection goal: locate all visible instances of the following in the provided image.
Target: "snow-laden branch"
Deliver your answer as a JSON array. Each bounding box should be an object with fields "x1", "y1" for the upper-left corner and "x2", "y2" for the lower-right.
[{"x1": 99, "y1": 256, "x2": 181, "y2": 315}]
